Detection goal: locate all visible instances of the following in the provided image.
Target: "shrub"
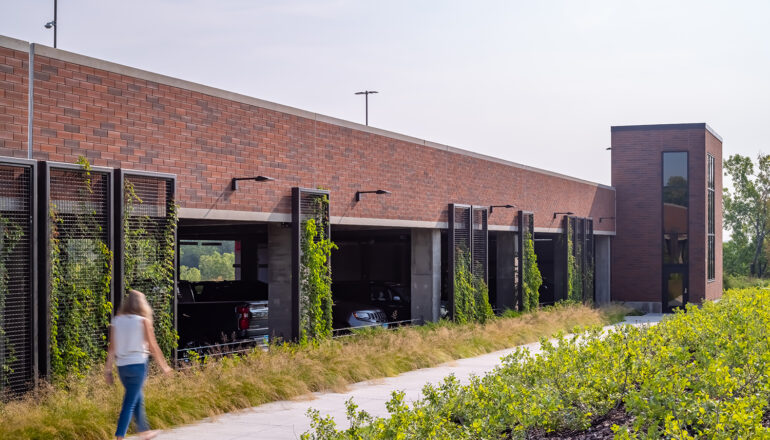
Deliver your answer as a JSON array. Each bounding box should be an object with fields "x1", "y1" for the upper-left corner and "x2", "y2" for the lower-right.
[{"x1": 304, "y1": 289, "x2": 770, "y2": 439}]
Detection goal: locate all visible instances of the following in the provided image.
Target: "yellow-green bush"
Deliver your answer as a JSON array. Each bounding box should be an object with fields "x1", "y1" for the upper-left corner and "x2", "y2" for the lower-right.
[{"x1": 304, "y1": 289, "x2": 770, "y2": 439}]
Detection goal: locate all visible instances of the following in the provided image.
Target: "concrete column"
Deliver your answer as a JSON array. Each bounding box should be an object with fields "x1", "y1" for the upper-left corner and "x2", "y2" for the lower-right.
[
  {"x1": 267, "y1": 223, "x2": 293, "y2": 341},
  {"x1": 595, "y1": 235, "x2": 611, "y2": 305},
  {"x1": 495, "y1": 231, "x2": 517, "y2": 311},
  {"x1": 411, "y1": 229, "x2": 441, "y2": 323}
]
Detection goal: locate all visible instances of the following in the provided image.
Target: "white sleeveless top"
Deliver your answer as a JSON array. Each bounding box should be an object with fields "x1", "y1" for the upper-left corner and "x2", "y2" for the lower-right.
[{"x1": 112, "y1": 314, "x2": 150, "y2": 367}]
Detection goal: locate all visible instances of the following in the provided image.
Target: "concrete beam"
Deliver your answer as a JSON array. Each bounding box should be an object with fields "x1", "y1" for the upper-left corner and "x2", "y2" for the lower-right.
[
  {"x1": 411, "y1": 229, "x2": 441, "y2": 323},
  {"x1": 267, "y1": 223, "x2": 294, "y2": 341}
]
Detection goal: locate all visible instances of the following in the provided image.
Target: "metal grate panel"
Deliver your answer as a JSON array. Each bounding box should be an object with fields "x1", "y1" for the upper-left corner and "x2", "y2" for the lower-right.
[
  {"x1": 291, "y1": 187, "x2": 331, "y2": 340},
  {"x1": 516, "y1": 211, "x2": 534, "y2": 310},
  {"x1": 0, "y1": 160, "x2": 36, "y2": 395},
  {"x1": 43, "y1": 163, "x2": 113, "y2": 378},
  {"x1": 472, "y1": 207, "x2": 488, "y2": 283},
  {"x1": 116, "y1": 171, "x2": 177, "y2": 358}
]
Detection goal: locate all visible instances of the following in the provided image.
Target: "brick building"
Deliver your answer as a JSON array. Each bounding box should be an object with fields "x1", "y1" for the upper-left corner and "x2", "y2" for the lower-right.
[{"x1": 0, "y1": 35, "x2": 722, "y2": 386}]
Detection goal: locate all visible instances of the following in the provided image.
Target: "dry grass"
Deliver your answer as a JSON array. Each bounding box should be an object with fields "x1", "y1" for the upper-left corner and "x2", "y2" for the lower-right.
[{"x1": 0, "y1": 304, "x2": 626, "y2": 440}]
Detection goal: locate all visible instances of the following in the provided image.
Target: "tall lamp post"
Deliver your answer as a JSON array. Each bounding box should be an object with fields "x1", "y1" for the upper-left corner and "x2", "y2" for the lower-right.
[
  {"x1": 354, "y1": 90, "x2": 378, "y2": 126},
  {"x1": 44, "y1": 0, "x2": 57, "y2": 48}
]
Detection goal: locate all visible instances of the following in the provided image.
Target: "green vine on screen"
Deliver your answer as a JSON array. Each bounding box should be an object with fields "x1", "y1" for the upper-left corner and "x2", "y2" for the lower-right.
[
  {"x1": 521, "y1": 231, "x2": 542, "y2": 312},
  {"x1": 299, "y1": 195, "x2": 336, "y2": 344},
  {"x1": 49, "y1": 157, "x2": 113, "y2": 379},
  {"x1": 0, "y1": 215, "x2": 22, "y2": 386},
  {"x1": 453, "y1": 247, "x2": 493, "y2": 324},
  {"x1": 123, "y1": 179, "x2": 179, "y2": 358}
]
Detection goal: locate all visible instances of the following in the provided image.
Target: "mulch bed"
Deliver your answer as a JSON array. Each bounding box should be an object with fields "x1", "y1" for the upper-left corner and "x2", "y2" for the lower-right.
[{"x1": 525, "y1": 407, "x2": 633, "y2": 439}]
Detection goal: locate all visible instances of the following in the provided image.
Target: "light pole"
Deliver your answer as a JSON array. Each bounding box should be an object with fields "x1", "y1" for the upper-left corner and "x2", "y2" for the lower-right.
[
  {"x1": 44, "y1": 0, "x2": 57, "y2": 48},
  {"x1": 354, "y1": 90, "x2": 378, "y2": 126}
]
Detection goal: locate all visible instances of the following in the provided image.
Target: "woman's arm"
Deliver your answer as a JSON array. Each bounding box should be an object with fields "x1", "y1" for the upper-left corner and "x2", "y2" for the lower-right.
[
  {"x1": 104, "y1": 324, "x2": 115, "y2": 384},
  {"x1": 143, "y1": 318, "x2": 172, "y2": 374}
]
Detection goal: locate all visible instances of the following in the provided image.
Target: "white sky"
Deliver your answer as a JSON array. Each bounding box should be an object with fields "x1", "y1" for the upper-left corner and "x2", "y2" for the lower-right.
[{"x1": 1, "y1": 0, "x2": 769, "y2": 186}]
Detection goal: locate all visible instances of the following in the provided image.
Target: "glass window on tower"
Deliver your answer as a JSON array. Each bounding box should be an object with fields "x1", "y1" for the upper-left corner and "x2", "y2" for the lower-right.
[{"x1": 663, "y1": 152, "x2": 688, "y2": 264}]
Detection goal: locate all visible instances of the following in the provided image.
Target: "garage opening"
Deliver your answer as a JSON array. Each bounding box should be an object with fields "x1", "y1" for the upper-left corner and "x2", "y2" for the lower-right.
[
  {"x1": 176, "y1": 220, "x2": 269, "y2": 353},
  {"x1": 533, "y1": 232, "x2": 559, "y2": 305},
  {"x1": 330, "y1": 227, "x2": 411, "y2": 330}
]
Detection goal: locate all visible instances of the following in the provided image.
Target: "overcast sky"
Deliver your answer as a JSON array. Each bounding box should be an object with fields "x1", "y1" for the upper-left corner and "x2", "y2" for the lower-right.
[{"x1": 1, "y1": 0, "x2": 769, "y2": 185}]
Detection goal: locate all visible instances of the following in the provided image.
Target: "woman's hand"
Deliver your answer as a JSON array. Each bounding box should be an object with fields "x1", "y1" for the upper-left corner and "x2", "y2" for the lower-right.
[
  {"x1": 161, "y1": 365, "x2": 173, "y2": 375},
  {"x1": 104, "y1": 369, "x2": 114, "y2": 385}
]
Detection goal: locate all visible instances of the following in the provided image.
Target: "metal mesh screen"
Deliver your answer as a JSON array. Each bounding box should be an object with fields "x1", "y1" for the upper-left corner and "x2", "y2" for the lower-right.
[
  {"x1": 47, "y1": 166, "x2": 112, "y2": 377},
  {"x1": 0, "y1": 163, "x2": 34, "y2": 394},
  {"x1": 121, "y1": 173, "x2": 176, "y2": 356},
  {"x1": 517, "y1": 212, "x2": 534, "y2": 309},
  {"x1": 453, "y1": 205, "x2": 471, "y2": 256},
  {"x1": 472, "y1": 207, "x2": 488, "y2": 282},
  {"x1": 291, "y1": 188, "x2": 331, "y2": 340}
]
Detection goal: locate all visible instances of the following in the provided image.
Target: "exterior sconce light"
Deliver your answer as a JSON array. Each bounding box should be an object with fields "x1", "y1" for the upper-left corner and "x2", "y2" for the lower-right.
[
  {"x1": 489, "y1": 204, "x2": 516, "y2": 214},
  {"x1": 231, "y1": 176, "x2": 275, "y2": 190},
  {"x1": 599, "y1": 216, "x2": 616, "y2": 223},
  {"x1": 605, "y1": 147, "x2": 612, "y2": 150},
  {"x1": 355, "y1": 189, "x2": 391, "y2": 202},
  {"x1": 553, "y1": 211, "x2": 574, "y2": 220}
]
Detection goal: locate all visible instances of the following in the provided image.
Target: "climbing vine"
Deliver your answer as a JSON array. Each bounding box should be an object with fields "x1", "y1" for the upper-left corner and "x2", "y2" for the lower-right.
[
  {"x1": 0, "y1": 215, "x2": 22, "y2": 385},
  {"x1": 123, "y1": 178, "x2": 178, "y2": 358},
  {"x1": 567, "y1": 221, "x2": 582, "y2": 302},
  {"x1": 521, "y1": 231, "x2": 542, "y2": 312},
  {"x1": 453, "y1": 247, "x2": 493, "y2": 324},
  {"x1": 299, "y1": 196, "x2": 336, "y2": 344},
  {"x1": 49, "y1": 157, "x2": 113, "y2": 379}
]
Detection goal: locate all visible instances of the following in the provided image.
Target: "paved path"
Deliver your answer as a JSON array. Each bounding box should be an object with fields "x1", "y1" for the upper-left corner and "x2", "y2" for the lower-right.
[{"x1": 138, "y1": 314, "x2": 663, "y2": 440}]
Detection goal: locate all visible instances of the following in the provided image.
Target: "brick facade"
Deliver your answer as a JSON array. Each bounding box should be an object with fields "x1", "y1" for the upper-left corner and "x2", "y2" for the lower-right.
[
  {"x1": 0, "y1": 37, "x2": 615, "y2": 234},
  {"x1": 611, "y1": 124, "x2": 723, "y2": 308}
]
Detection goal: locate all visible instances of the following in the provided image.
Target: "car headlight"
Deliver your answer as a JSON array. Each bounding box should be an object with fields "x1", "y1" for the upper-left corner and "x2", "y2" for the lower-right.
[{"x1": 353, "y1": 312, "x2": 372, "y2": 320}]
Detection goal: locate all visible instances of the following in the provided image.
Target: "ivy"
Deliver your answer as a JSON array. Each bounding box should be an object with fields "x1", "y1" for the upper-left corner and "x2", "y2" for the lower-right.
[
  {"x1": 521, "y1": 231, "x2": 542, "y2": 312},
  {"x1": 0, "y1": 215, "x2": 22, "y2": 386},
  {"x1": 299, "y1": 196, "x2": 337, "y2": 344},
  {"x1": 123, "y1": 178, "x2": 179, "y2": 358},
  {"x1": 567, "y1": 221, "x2": 582, "y2": 302},
  {"x1": 453, "y1": 247, "x2": 493, "y2": 324},
  {"x1": 49, "y1": 157, "x2": 113, "y2": 379}
]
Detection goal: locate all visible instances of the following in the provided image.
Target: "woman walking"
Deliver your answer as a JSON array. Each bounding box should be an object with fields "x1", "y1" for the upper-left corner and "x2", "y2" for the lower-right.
[{"x1": 104, "y1": 290, "x2": 172, "y2": 440}]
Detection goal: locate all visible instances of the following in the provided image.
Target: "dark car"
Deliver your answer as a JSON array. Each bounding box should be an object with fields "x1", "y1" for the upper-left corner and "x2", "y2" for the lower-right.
[
  {"x1": 368, "y1": 283, "x2": 410, "y2": 322},
  {"x1": 177, "y1": 280, "x2": 269, "y2": 348}
]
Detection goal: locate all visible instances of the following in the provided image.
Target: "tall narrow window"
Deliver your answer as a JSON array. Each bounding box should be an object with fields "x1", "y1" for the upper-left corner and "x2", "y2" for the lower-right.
[
  {"x1": 707, "y1": 154, "x2": 715, "y2": 281},
  {"x1": 663, "y1": 152, "x2": 689, "y2": 264}
]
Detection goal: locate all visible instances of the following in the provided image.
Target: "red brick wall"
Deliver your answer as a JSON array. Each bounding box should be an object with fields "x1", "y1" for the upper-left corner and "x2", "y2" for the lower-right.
[
  {"x1": 0, "y1": 44, "x2": 28, "y2": 157},
  {"x1": 705, "y1": 131, "x2": 723, "y2": 301},
  {"x1": 0, "y1": 41, "x2": 615, "y2": 232},
  {"x1": 611, "y1": 125, "x2": 722, "y2": 305}
]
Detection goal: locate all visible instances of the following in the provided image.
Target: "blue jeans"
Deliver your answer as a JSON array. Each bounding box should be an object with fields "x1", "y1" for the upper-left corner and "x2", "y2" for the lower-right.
[{"x1": 115, "y1": 362, "x2": 150, "y2": 437}]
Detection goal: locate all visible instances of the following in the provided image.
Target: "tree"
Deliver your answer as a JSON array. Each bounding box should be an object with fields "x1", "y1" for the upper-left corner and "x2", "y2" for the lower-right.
[
  {"x1": 723, "y1": 154, "x2": 770, "y2": 277},
  {"x1": 199, "y1": 251, "x2": 235, "y2": 281}
]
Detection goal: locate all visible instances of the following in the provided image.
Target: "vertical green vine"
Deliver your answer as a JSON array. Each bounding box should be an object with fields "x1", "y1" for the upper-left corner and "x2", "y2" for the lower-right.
[
  {"x1": 49, "y1": 157, "x2": 113, "y2": 379},
  {"x1": 299, "y1": 196, "x2": 336, "y2": 344},
  {"x1": 123, "y1": 179, "x2": 179, "y2": 358},
  {"x1": 521, "y1": 231, "x2": 542, "y2": 312},
  {"x1": 0, "y1": 215, "x2": 22, "y2": 385},
  {"x1": 453, "y1": 247, "x2": 493, "y2": 324},
  {"x1": 567, "y1": 220, "x2": 582, "y2": 302}
]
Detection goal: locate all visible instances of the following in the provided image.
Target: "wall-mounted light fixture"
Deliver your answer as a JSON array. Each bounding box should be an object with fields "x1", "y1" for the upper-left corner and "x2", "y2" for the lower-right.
[
  {"x1": 605, "y1": 147, "x2": 612, "y2": 150},
  {"x1": 355, "y1": 189, "x2": 390, "y2": 202},
  {"x1": 553, "y1": 211, "x2": 574, "y2": 220},
  {"x1": 231, "y1": 176, "x2": 275, "y2": 190},
  {"x1": 599, "y1": 216, "x2": 616, "y2": 223},
  {"x1": 489, "y1": 204, "x2": 516, "y2": 214}
]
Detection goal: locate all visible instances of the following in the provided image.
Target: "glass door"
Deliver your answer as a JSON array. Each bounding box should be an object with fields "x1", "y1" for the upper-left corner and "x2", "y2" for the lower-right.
[{"x1": 663, "y1": 267, "x2": 688, "y2": 312}]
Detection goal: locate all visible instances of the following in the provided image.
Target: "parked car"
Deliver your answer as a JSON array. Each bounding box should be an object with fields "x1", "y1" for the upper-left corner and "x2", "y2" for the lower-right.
[
  {"x1": 332, "y1": 300, "x2": 389, "y2": 329},
  {"x1": 177, "y1": 280, "x2": 269, "y2": 348},
  {"x1": 368, "y1": 282, "x2": 410, "y2": 322}
]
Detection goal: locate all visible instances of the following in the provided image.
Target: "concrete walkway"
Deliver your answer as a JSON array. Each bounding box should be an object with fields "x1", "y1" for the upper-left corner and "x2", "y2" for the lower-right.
[{"x1": 140, "y1": 314, "x2": 663, "y2": 440}]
